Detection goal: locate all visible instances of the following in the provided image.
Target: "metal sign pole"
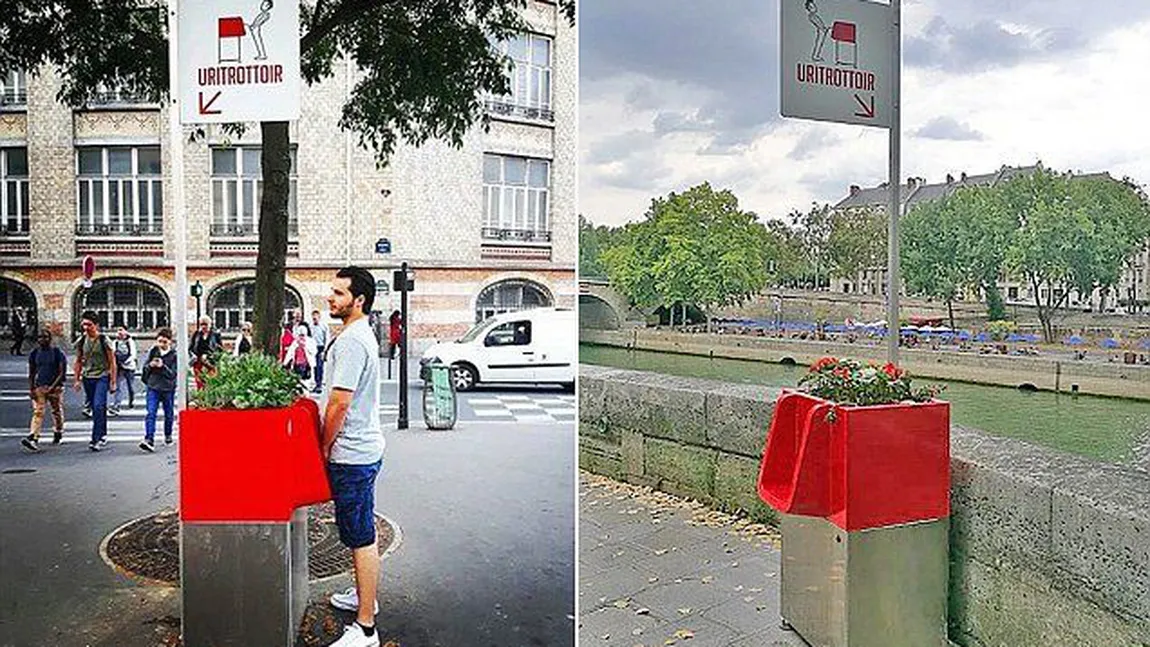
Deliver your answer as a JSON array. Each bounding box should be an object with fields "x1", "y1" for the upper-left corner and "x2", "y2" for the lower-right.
[
  {"x1": 169, "y1": 0, "x2": 190, "y2": 412},
  {"x1": 886, "y1": 0, "x2": 901, "y2": 365},
  {"x1": 398, "y1": 262, "x2": 409, "y2": 430}
]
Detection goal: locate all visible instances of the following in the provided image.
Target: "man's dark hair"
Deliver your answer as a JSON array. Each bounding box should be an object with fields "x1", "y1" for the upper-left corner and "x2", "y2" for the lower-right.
[
  {"x1": 81, "y1": 310, "x2": 99, "y2": 324},
  {"x1": 156, "y1": 328, "x2": 173, "y2": 340},
  {"x1": 336, "y1": 266, "x2": 376, "y2": 314}
]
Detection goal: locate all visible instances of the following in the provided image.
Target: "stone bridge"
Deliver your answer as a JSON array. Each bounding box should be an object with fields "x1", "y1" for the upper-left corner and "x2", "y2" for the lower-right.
[{"x1": 579, "y1": 278, "x2": 643, "y2": 330}]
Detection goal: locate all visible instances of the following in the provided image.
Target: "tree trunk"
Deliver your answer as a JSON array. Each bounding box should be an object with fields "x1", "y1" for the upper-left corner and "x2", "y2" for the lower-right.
[
  {"x1": 253, "y1": 121, "x2": 292, "y2": 357},
  {"x1": 946, "y1": 298, "x2": 955, "y2": 333}
]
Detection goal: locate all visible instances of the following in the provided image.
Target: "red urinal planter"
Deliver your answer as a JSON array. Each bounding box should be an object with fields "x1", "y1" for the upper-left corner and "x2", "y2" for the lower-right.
[
  {"x1": 180, "y1": 397, "x2": 332, "y2": 523},
  {"x1": 757, "y1": 389, "x2": 949, "y2": 532}
]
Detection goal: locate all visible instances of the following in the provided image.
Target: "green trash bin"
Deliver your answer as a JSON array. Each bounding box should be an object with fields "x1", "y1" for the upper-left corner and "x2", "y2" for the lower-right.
[{"x1": 422, "y1": 363, "x2": 457, "y2": 430}]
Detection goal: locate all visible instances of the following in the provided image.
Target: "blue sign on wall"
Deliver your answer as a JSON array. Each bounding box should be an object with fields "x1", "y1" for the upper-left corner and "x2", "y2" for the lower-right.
[{"x1": 375, "y1": 238, "x2": 392, "y2": 254}]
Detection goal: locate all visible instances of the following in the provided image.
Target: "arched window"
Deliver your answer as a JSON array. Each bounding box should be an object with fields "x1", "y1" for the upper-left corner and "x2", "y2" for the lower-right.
[
  {"x1": 475, "y1": 279, "x2": 552, "y2": 322},
  {"x1": 75, "y1": 278, "x2": 169, "y2": 333},
  {"x1": 207, "y1": 280, "x2": 302, "y2": 332},
  {"x1": 0, "y1": 277, "x2": 37, "y2": 334}
]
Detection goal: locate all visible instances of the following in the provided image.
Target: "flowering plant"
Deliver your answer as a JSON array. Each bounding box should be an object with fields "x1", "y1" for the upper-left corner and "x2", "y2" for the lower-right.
[{"x1": 798, "y1": 357, "x2": 944, "y2": 407}]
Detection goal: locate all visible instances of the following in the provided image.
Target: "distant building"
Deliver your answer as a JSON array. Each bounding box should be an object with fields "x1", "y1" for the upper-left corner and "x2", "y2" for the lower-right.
[
  {"x1": 0, "y1": 1, "x2": 576, "y2": 349},
  {"x1": 830, "y1": 164, "x2": 1150, "y2": 313}
]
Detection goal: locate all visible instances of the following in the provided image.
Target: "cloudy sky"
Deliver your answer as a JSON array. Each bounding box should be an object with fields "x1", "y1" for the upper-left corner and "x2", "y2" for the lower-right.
[{"x1": 579, "y1": 0, "x2": 1150, "y2": 226}]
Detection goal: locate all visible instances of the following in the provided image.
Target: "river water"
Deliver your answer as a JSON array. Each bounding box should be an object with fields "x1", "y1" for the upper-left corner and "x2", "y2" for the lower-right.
[{"x1": 580, "y1": 344, "x2": 1150, "y2": 468}]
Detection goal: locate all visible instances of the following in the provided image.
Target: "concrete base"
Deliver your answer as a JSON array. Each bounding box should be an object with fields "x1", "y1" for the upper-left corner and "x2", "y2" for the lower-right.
[
  {"x1": 181, "y1": 508, "x2": 309, "y2": 647},
  {"x1": 780, "y1": 514, "x2": 949, "y2": 647}
]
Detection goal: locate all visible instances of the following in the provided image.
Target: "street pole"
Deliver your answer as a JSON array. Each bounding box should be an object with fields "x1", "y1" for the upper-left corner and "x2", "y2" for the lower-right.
[
  {"x1": 397, "y1": 262, "x2": 409, "y2": 430},
  {"x1": 886, "y1": 0, "x2": 902, "y2": 365},
  {"x1": 168, "y1": 0, "x2": 190, "y2": 413}
]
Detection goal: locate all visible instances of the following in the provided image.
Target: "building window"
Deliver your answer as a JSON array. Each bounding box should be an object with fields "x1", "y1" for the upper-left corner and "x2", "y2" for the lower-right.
[
  {"x1": 475, "y1": 279, "x2": 552, "y2": 322},
  {"x1": 211, "y1": 147, "x2": 297, "y2": 237},
  {"x1": 0, "y1": 278, "x2": 36, "y2": 332},
  {"x1": 1, "y1": 148, "x2": 29, "y2": 236},
  {"x1": 488, "y1": 33, "x2": 553, "y2": 121},
  {"x1": 1008, "y1": 287, "x2": 1019, "y2": 301},
  {"x1": 86, "y1": 83, "x2": 151, "y2": 107},
  {"x1": 482, "y1": 154, "x2": 550, "y2": 243},
  {"x1": 75, "y1": 278, "x2": 169, "y2": 333},
  {"x1": 0, "y1": 70, "x2": 26, "y2": 108},
  {"x1": 76, "y1": 146, "x2": 163, "y2": 236},
  {"x1": 206, "y1": 279, "x2": 302, "y2": 332}
]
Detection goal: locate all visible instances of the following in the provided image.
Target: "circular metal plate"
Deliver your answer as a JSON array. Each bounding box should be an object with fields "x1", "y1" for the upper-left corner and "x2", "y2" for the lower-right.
[{"x1": 103, "y1": 504, "x2": 395, "y2": 585}]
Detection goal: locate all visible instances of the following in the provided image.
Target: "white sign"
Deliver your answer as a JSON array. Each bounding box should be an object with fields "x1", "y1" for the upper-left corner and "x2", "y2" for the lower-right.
[
  {"x1": 177, "y1": 0, "x2": 300, "y2": 124},
  {"x1": 780, "y1": 0, "x2": 892, "y2": 128}
]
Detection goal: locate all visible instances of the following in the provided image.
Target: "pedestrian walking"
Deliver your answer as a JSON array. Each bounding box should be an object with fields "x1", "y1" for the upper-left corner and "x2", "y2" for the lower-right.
[
  {"x1": 22, "y1": 329, "x2": 66, "y2": 452},
  {"x1": 110, "y1": 326, "x2": 138, "y2": 414},
  {"x1": 387, "y1": 310, "x2": 401, "y2": 360},
  {"x1": 311, "y1": 309, "x2": 329, "y2": 393},
  {"x1": 139, "y1": 328, "x2": 177, "y2": 452},
  {"x1": 189, "y1": 316, "x2": 222, "y2": 390},
  {"x1": 10, "y1": 308, "x2": 27, "y2": 355},
  {"x1": 73, "y1": 311, "x2": 117, "y2": 452},
  {"x1": 292, "y1": 309, "x2": 311, "y2": 338},
  {"x1": 283, "y1": 325, "x2": 317, "y2": 389},
  {"x1": 232, "y1": 321, "x2": 254, "y2": 356},
  {"x1": 321, "y1": 266, "x2": 383, "y2": 647},
  {"x1": 279, "y1": 323, "x2": 295, "y2": 364}
]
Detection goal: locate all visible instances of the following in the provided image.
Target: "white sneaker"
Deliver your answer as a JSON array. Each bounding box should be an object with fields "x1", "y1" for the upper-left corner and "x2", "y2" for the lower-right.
[
  {"x1": 329, "y1": 586, "x2": 379, "y2": 615},
  {"x1": 328, "y1": 624, "x2": 380, "y2": 647}
]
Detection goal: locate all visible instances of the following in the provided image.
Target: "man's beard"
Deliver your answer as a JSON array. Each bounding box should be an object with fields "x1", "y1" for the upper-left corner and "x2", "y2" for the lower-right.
[{"x1": 332, "y1": 304, "x2": 354, "y2": 320}]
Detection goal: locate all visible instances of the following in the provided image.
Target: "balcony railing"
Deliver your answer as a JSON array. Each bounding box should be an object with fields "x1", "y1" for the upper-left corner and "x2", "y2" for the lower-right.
[
  {"x1": 0, "y1": 223, "x2": 29, "y2": 237},
  {"x1": 210, "y1": 222, "x2": 300, "y2": 237},
  {"x1": 85, "y1": 89, "x2": 153, "y2": 107},
  {"x1": 76, "y1": 222, "x2": 163, "y2": 236},
  {"x1": 482, "y1": 227, "x2": 552, "y2": 243},
  {"x1": 0, "y1": 90, "x2": 27, "y2": 109},
  {"x1": 485, "y1": 99, "x2": 554, "y2": 123}
]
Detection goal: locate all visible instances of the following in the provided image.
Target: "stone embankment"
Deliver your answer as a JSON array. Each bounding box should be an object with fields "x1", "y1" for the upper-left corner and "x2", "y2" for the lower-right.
[{"x1": 579, "y1": 364, "x2": 1150, "y2": 647}]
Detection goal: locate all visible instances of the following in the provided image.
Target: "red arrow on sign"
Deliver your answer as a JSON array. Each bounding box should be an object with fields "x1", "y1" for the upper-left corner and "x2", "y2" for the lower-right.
[
  {"x1": 853, "y1": 94, "x2": 875, "y2": 119},
  {"x1": 198, "y1": 91, "x2": 222, "y2": 115}
]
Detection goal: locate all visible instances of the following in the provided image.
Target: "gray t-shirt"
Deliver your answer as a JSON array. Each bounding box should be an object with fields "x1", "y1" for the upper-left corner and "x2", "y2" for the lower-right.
[
  {"x1": 325, "y1": 317, "x2": 383, "y2": 464},
  {"x1": 312, "y1": 321, "x2": 329, "y2": 348}
]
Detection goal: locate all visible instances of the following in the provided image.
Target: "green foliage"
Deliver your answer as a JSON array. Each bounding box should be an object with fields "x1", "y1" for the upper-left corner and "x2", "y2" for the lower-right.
[
  {"x1": 191, "y1": 353, "x2": 304, "y2": 410},
  {"x1": 579, "y1": 214, "x2": 622, "y2": 280},
  {"x1": 599, "y1": 183, "x2": 771, "y2": 319},
  {"x1": 788, "y1": 203, "x2": 834, "y2": 289},
  {"x1": 986, "y1": 320, "x2": 1017, "y2": 341},
  {"x1": 827, "y1": 206, "x2": 887, "y2": 282},
  {"x1": 799, "y1": 357, "x2": 943, "y2": 407}
]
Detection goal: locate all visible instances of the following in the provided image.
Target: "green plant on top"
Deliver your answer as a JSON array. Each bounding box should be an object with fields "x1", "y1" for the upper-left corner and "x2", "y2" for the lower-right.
[
  {"x1": 191, "y1": 352, "x2": 304, "y2": 410},
  {"x1": 799, "y1": 357, "x2": 944, "y2": 407}
]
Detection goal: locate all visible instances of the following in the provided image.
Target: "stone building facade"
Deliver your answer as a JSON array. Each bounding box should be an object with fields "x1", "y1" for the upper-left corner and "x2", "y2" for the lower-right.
[{"x1": 0, "y1": 1, "x2": 575, "y2": 350}]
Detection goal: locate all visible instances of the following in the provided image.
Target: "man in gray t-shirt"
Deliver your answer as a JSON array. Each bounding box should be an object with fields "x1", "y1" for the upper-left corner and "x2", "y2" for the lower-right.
[{"x1": 321, "y1": 266, "x2": 384, "y2": 647}]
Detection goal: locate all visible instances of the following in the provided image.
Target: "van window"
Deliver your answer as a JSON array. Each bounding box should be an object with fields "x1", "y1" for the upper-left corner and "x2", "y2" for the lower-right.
[{"x1": 485, "y1": 321, "x2": 532, "y2": 347}]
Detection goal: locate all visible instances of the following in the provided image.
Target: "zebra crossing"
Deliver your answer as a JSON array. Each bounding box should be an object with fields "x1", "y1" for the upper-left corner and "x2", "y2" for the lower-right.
[{"x1": 0, "y1": 404, "x2": 180, "y2": 445}]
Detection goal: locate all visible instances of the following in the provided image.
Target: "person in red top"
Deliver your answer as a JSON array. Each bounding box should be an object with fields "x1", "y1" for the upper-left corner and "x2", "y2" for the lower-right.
[
  {"x1": 387, "y1": 310, "x2": 401, "y2": 359},
  {"x1": 279, "y1": 323, "x2": 295, "y2": 364}
]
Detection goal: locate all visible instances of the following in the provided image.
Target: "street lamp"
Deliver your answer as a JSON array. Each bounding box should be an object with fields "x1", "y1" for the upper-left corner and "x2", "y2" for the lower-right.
[{"x1": 191, "y1": 281, "x2": 203, "y2": 322}]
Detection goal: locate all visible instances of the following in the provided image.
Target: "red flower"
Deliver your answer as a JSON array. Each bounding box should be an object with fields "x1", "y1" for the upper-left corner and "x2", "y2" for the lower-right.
[
  {"x1": 811, "y1": 356, "x2": 838, "y2": 373},
  {"x1": 882, "y1": 362, "x2": 902, "y2": 379},
  {"x1": 833, "y1": 366, "x2": 851, "y2": 380}
]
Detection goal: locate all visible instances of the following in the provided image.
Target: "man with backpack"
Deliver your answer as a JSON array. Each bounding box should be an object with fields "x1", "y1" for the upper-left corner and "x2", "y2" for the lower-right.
[
  {"x1": 22, "y1": 329, "x2": 67, "y2": 452},
  {"x1": 73, "y1": 311, "x2": 117, "y2": 452},
  {"x1": 139, "y1": 328, "x2": 178, "y2": 452},
  {"x1": 110, "y1": 326, "x2": 138, "y2": 414}
]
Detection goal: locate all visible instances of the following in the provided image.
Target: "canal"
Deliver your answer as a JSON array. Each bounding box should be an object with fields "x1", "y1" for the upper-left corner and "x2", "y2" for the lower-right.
[{"x1": 580, "y1": 344, "x2": 1150, "y2": 468}]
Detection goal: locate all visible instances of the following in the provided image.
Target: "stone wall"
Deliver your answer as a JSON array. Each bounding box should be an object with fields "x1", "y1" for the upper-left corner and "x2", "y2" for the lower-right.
[
  {"x1": 581, "y1": 328, "x2": 1150, "y2": 400},
  {"x1": 579, "y1": 364, "x2": 1150, "y2": 647}
]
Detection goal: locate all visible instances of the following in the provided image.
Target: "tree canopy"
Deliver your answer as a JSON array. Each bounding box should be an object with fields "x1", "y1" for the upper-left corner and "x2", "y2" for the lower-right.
[{"x1": 599, "y1": 183, "x2": 772, "y2": 327}]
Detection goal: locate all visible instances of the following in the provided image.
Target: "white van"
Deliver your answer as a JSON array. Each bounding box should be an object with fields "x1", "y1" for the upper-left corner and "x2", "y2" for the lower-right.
[{"x1": 419, "y1": 307, "x2": 575, "y2": 391}]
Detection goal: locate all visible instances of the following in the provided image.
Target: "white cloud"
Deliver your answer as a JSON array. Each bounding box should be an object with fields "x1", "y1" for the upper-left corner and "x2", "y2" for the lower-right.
[{"x1": 580, "y1": 1, "x2": 1150, "y2": 227}]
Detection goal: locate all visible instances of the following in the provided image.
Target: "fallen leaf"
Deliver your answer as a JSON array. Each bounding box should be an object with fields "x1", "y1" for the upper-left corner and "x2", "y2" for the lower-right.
[
  {"x1": 654, "y1": 549, "x2": 669, "y2": 556},
  {"x1": 677, "y1": 608, "x2": 692, "y2": 615},
  {"x1": 633, "y1": 627, "x2": 644, "y2": 635},
  {"x1": 602, "y1": 633, "x2": 611, "y2": 640},
  {"x1": 673, "y1": 629, "x2": 695, "y2": 640},
  {"x1": 743, "y1": 596, "x2": 755, "y2": 603},
  {"x1": 648, "y1": 576, "x2": 659, "y2": 583},
  {"x1": 636, "y1": 607, "x2": 650, "y2": 615},
  {"x1": 700, "y1": 576, "x2": 714, "y2": 584},
  {"x1": 612, "y1": 598, "x2": 631, "y2": 608}
]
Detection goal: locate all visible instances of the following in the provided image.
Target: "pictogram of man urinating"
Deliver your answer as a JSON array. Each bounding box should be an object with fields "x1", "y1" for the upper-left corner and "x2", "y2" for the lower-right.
[{"x1": 216, "y1": 1, "x2": 273, "y2": 64}]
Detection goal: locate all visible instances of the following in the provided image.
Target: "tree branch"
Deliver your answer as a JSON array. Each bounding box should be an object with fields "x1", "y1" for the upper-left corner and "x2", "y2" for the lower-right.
[{"x1": 300, "y1": 0, "x2": 398, "y2": 55}]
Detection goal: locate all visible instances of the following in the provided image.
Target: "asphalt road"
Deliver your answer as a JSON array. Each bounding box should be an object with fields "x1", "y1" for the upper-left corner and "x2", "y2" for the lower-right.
[{"x1": 0, "y1": 352, "x2": 575, "y2": 647}]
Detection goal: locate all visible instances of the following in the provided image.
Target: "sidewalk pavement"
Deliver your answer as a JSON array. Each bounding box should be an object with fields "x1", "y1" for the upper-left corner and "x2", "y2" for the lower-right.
[{"x1": 578, "y1": 472, "x2": 805, "y2": 647}]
